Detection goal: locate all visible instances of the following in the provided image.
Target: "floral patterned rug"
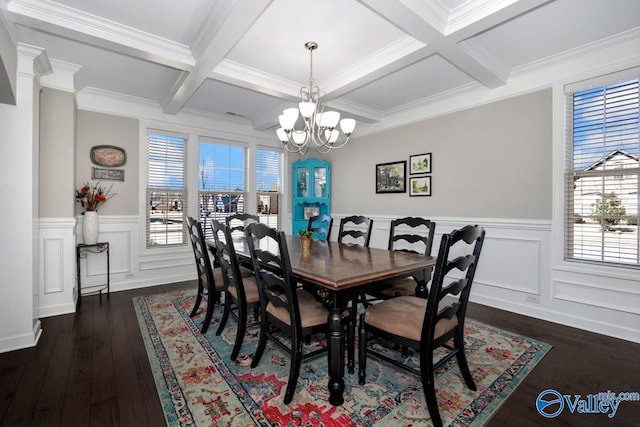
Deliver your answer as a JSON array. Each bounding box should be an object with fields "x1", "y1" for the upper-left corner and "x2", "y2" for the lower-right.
[{"x1": 134, "y1": 289, "x2": 551, "y2": 426}]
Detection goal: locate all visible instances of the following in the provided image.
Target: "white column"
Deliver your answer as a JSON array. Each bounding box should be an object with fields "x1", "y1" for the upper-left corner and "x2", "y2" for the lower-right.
[{"x1": 0, "y1": 43, "x2": 51, "y2": 352}]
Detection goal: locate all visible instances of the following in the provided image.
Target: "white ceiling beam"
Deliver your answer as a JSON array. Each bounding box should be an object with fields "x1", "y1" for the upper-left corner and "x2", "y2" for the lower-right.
[
  {"x1": 359, "y1": 0, "x2": 515, "y2": 88},
  {"x1": 7, "y1": 0, "x2": 194, "y2": 70},
  {"x1": 159, "y1": 0, "x2": 272, "y2": 114}
]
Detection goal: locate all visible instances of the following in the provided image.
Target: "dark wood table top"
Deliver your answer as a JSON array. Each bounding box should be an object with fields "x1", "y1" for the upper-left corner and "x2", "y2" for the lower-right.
[{"x1": 224, "y1": 234, "x2": 435, "y2": 292}]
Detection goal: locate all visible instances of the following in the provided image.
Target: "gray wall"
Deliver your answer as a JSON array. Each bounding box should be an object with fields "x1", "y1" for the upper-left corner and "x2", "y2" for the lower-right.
[
  {"x1": 76, "y1": 110, "x2": 139, "y2": 215},
  {"x1": 325, "y1": 89, "x2": 552, "y2": 220},
  {"x1": 39, "y1": 88, "x2": 75, "y2": 217}
]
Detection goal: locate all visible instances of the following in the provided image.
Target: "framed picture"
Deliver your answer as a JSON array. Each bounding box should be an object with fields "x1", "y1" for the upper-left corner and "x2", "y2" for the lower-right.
[
  {"x1": 409, "y1": 153, "x2": 431, "y2": 175},
  {"x1": 376, "y1": 161, "x2": 406, "y2": 193},
  {"x1": 409, "y1": 176, "x2": 431, "y2": 197},
  {"x1": 303, "y1": 206, "x2": 319, "y2": 220},
  {"x1": 92, "y1": 167, "x2": 125, "y2": 181},
  {"x1": 90, "y1": 145, "x2": 127, "y2": 167}
]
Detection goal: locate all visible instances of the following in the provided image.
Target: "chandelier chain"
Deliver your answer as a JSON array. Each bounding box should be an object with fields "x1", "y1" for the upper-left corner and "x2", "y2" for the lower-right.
[{"x1": 276, "y1": 41, "x2": 355, "y2": 155}]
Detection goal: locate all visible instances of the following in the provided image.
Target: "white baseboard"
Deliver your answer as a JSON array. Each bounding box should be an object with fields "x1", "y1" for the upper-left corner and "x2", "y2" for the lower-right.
[{"x1": 0, "y1": 320, "x2": 42, "y2": 354}]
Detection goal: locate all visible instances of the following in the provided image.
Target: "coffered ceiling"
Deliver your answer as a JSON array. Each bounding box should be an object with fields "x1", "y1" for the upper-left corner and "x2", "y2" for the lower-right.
[{"x1": 2, "y1": 0, "x2": 640, "y2": 136}]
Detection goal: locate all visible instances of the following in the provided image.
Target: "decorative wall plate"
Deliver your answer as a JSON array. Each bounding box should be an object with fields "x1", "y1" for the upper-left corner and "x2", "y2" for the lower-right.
[{"x1": 90, "y1": 145, "x2": 127, "y2": 167}]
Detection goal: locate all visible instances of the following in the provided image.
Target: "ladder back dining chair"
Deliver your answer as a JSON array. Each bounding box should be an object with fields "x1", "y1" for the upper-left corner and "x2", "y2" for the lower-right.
[
  {"x1": 358, "y1": 224, "x2": 486, "y2": 427},
  {"x1": 210, "y1": 219, "x2": 261, "y2": 360},
  {"x1": 368, "y1": 216, "x2": 436, "y2": 300},
  {"x1": 307, "y1": 213, "x2": 333, "y2": 241},
  {"x1": 245, "y1": 222, "x2": 352, "y2": 405},
  {"x1": 186, "y1": 216, "x2": 224, "y2": 334}
]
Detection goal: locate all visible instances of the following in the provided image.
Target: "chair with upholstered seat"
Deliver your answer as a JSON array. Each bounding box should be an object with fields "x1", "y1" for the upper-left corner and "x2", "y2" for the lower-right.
[
  {"x1": 186, "y1": 216, "x2": 224, "y2": 334},
  {"x1": 225, "y1": 213, "x2": 259, "y2": 236},
  {"x1": 307, "y1": 213, "x2": 333, "y2": 241},
  {"x1": 337, "y1": 215, "x2": 372, "y2": 246},
  {"x1": 358, "y1": 225, "x2": 485, "y2": 427},
  {"x1": 336, "y1": 215, "x2": 372, "y2": 372},
  {"x1": 368, "y1": 217, "x2": 436, "y2": 300},
  {"x1": 210, "y1": 219, "x2": 261, "y2": 360},
  {"x1": 245, "y1": 222, "x2": 352, "y2": 405},
  {"x1": 225, "y1": 213, "x2": 259, "y2": 270}
]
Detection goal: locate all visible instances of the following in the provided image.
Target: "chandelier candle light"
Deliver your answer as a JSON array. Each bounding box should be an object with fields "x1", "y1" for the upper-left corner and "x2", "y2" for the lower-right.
[{"x1": 276, "y1": 42, "x2": 356, "y2": 154}]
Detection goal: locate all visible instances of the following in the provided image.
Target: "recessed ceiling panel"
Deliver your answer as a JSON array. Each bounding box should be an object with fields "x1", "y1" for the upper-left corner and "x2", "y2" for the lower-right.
[
  {"x1": 51, "y1": 0, "x2": 214, "y2": 45},
  {"x1": 464, "y1": 0, "x2": 640, "y2": 68},
  {"x1": 185, "y1": 80, "x2": 284, "y2": 122},
  {"x1": 226, "y1": 0, "x2": 407, "y2": 84},
  {"x1": 38, "y1": 32, "x2": 180, "y2": 101},
  {"x1": 343, "y1": 55, "x2": 474, "y2": 111}
]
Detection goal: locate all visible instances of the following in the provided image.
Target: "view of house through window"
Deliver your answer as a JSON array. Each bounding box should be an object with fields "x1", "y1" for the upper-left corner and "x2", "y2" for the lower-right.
[
  {"x1": 197, "y1": 142, "x2": 283, "y2": 238},
  {"x1": 566, "y1": 76, "x2": 639, "y2": 267},
  {"x1": 147, "y1": 131, "x2": 187, "y2": 247},
  {"x1": 256, "y1": 148, "x2": 283, "y2": 229},
  {"x1": 145, "y1": 134, "x2": 283, "y2": 247},
  {"x1": 198, "y1": 141, "x2": 247, "y2": 239}
]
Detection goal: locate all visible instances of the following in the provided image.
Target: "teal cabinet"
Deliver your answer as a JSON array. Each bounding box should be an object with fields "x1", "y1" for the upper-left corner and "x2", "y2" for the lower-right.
[{"x1": 292, "y1": 158, "x2": 331, "y2": 236}]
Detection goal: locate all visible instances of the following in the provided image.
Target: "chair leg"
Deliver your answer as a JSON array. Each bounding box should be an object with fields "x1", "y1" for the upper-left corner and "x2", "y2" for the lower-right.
[
  {"x1": 190, "y1": 281, "x2": 203, "y2": 317},
  {"x1": 215, "y1": 294, "x2": 231, "y2": 335},
  {"x1": 200, "y1": 297, "x2": 215, "y2": 334},
  {"x1": 454, "y1": 334, "x2": 477, "y2": 391},
  {"x1": 284, "y1": 339, "x2": 303, "y2": 405},
  {"x1": 231, "y1": 304, "x2": 247, "y2": 361},
  {"x1": 421, "y1": 363, "x2": 442, "y2": 427},
  {"x1": 250, "y1": 316, "x2": 269, "y2": 368},
  {"x1": 358, "y1": 313, "x2": 367, "y2": 385}
]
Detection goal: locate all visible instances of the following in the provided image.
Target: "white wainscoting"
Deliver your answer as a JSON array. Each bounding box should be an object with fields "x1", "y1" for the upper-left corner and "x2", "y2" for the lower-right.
[
  {"x1": 39, "y1": 218, "x2": 77, "y2": 317},
  {"x1": 40, "y1": 214, "x2": 639, "y2": 343},
  {"x1": 330, "y1": 213, "x2": 639, "y2": 343},
  {"x1": 38, "y1": 215, "x2": 196, "y2": 317}
]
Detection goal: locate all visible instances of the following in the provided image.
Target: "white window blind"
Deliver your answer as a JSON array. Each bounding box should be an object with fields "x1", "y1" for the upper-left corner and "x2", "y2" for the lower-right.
[
  {"x1": 565, "y1": 76, "x2": 640, "y2": 267},
  {"x1": 198, "y1": 140, "x2": 247, "y2": 238},
  {"x1": 256, "y1": 147, "x2": 283, "y2": 229},
  {"x1": 147, "y1": 131, "x2": 187, "y2": 247}
]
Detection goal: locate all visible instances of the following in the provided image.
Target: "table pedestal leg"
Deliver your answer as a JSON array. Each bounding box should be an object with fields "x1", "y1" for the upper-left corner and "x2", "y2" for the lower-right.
[
  {"x1": 414, "y1": 267, "x2": 432, "y2": 298},
  {"x1": 327, "y1": 302, "x2": 345, "y2": 406}
]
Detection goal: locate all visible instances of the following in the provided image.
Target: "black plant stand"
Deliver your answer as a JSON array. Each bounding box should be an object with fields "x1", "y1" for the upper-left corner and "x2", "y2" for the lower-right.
[{"x1": 76, "y1": 242, "x2": 110, "y2": 304}]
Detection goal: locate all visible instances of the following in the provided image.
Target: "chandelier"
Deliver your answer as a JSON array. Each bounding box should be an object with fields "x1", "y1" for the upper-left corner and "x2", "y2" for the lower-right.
[{"x1": 276, "y1": 42, "x2": 356, "y2": 154}]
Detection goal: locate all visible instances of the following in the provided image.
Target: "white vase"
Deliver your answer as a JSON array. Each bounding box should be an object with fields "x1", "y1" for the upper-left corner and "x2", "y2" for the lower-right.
[{"x1": 83, "y1": 211, "x2": 99, "y2": 245}]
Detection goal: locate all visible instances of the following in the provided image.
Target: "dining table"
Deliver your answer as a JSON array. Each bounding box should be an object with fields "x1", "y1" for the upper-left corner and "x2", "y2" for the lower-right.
[{"x1": 207, "y1": 233, "x2": 435, "y2": 406}]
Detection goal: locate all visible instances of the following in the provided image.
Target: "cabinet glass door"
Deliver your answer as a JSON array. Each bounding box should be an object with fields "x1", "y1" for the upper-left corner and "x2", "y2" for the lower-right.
[
  {"x1": 297, "y1": 167, "x2": 309, "y2": 198},
  {"x1": 314, "y1": 167, "x2": 327, "y2": 198}
]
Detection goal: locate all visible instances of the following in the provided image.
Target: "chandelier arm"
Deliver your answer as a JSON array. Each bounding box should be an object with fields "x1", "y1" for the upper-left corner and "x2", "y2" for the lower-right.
[{"x1": 276, "y1": 41, "x2": 355, "y2": 154}]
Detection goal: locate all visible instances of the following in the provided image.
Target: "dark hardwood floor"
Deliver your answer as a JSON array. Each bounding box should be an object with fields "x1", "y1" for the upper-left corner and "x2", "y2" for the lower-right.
[{"x1": 1, "y1": 281, "x2": 638, "y2": 426}]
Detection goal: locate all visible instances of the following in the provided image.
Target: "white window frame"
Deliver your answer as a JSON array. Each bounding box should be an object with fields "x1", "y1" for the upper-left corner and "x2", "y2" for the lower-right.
[
  {"x1": 197, "y1": 138, "x2": 249, "y2": 239},
  {"x1": 255, "y1": 145, "x2": 284, "y2": 230},
  {"x1": 552, "y1": 65, "x2": 640, "y2": 279},
  {"x1": 144, "y1": 128, "x2": 188, "y2": 249}
]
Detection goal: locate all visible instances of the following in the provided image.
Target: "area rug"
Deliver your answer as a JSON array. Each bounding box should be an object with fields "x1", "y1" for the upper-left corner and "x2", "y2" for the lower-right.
[{"x1": 134, "y1": 289, "x2": 551, "y2": 426}]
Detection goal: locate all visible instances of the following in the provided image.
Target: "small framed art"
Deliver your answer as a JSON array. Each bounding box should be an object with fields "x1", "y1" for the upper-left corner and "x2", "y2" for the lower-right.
[
  {"x1": 303, "y1": 206, "x2": 320, "y2": 220},
  {"x1": 376, "y1": 161, "x2": 406, "y2": 193},
  {"x1": 409, "y1": 176, "x2": 431, "y2": 196},
  {"x1": 409, "y1": 153, "x2": 431, "y2": 175},
  {"x1": 92, "y1": 167, "x2": 125, "y2": 181},
  {"x1": 90, "y1": 145, "x2": 127, "y2": 167}
]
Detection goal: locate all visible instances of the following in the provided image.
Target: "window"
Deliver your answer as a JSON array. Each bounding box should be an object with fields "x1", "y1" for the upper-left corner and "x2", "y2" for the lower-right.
[
  {"x1": 256, "y1": 147, "x2": 283, "y2": 229},
  {"x1": 198, "y1": 140, "x2": 247, "y2": 238},
  {"x1": 147, "y1": 131, "x2": 187, "y2": 247},
  {"x1": 565, "y1": 75, "x2": 639, "y2": 267}
]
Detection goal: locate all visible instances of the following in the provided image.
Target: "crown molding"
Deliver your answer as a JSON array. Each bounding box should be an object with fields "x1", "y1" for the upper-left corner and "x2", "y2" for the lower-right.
[
  {"x1": 8, "y1": 0, "x2": 195, "y2": 69},
  {"x1": 40, "y1": 58, "x2": 80, "y2": 92},
  {"x1": 77, "y1": 86, "x2": 273, "y2": 144}
]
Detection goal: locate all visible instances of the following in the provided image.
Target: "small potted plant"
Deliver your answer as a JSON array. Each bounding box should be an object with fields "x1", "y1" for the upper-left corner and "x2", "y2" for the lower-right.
[{"x1": 298, "y1": 229, "x2": 314, "y2": 251}]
